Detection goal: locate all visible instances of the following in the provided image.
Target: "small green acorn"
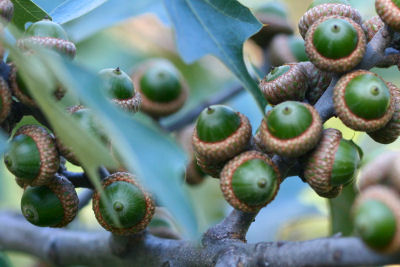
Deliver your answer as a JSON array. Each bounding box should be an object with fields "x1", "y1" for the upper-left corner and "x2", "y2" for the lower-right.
[
  {"x1": 304, "y1": 128, "x2": 362, "y2": 198},
  {"x1": 98, "y1": 67, "x2": 141, "y2": 112},
  {"x1": 268, "y1": 34, "x2": 309, "y2": 66},
  {"x1": 92, "y1": 172, "x2": 155, "y2": 235},
  {"x1": 132, "y1": 59, "x2": 188, "y2": 118},
  {"x1": 333, "y1": 70, "x2": 395, "y2": 132},
  {"x1": 363, "y1": 15, "x2": 384, "y2": 42},
  {"x1": 0, "y1": 0, "x2": 13, "y2": 24},
  {"x1": 0, "y1": 76, "x2": 11, "y2": 123},
  {"x1": 259, "y1": 63, "x2": 308, "y2": 105},
  {"x1": 220, "y1": 151, "x2": 280, "y2": 212},
  {"x1": 258, "y1": 101, "x2": 322, "y2": 157},
  {"x1": 4, "y1": 125, "x2": 60, "y2": 186},
  {"x1": 376, "y1": 0, "x2": 400, "y2": 32},
  {"x1": 305, "y1": 15, "x2": 366, "y2": 73},
  {"x1": 353, "y1": 185, "x2": 400, "y2": 253},
  {"x1": 21, "y1": 174, "x2": 79, "y2": 227},
  {"x1": 302, "y1": 62, "x2": 333, "y2": 104}
]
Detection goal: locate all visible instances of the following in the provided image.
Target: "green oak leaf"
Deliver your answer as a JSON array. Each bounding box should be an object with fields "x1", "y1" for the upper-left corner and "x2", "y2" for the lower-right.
[{"x1": 11, "y1": 0, "x2": 50, "y2": 31}]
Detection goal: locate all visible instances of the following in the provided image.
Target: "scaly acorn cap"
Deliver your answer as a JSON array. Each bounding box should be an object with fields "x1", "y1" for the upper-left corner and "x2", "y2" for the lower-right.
[
  {"x1": 192, "y1": 105, "x2": 252, "y2": 163},
  {"x1": 98, "y1": 67, "x2": 141, "y2": 112},
  {"x1": 185, "y1": 158, "x2": 206, "y2": 185},
  {"x1": 302, "y1": 62, "x2": 333, "y2": 104},
  {"x1": 333, "y1": 70, "x2": 395, "y2": 131},
  {"x1": 220, "y1": 151, "x2": 280, "y2": 212},
  {"x1": 0, "y1": 0, "x2": 13, "y2": 24},
  {"x1": 376, "y1": 0, "x2": 400, "y2": 32},
  {"x1": 368, "y1": 82, "x2": 400, "y2": 144},
  {"x1": 316, "y1": 185, "x2": 343, "y2": 198},
  {"x1": 92, "y1": 172, "x2": 155, "y2": 235},
  {"x1": 132, "y1": 60, "x2": 188, "y2": 118},
  {"x1": 194, "y1": 154, "x2": 225, "y2": 178},
  {"x1": 4, "y1": 125, "x2": 60, "y2": 186},
  {"x1": 268, "y1": 34, "x2": 308, "y2": 66},
  {"x1": 259, "y1": 63, "x2": 308, "y2": 105},
  {"x1": 353, "y1": 185, "x2": 400, "y2": 253},
  {"x1": 259, "y1": 101, "x2": 322, "y2": 157},
  {"x1": 0, "y1": 76, "x2": 11, "y2": 123},
  {"x1": 17, "y1": 19, "x2": 76, "y2": 58},
  {"x1": 21, "y1": 174, "x2": 79, "y2": 227},
  {"x1": 304, "y1": 129, "x2": 361, "y2": 197},
  {"x1": 305, "y1": 15, "x2": 366, "y2": 73},
  {"x1": 299, "y1": 3, "x2": 362, "y2": 39},
  {"x1": 363, "y1": 15, "x2": 384, "y2": 42}
]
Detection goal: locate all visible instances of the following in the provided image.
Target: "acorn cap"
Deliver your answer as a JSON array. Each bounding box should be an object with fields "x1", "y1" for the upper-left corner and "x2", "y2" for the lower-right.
[
  {"x1": 185, "y1": 158, "x2": 206, "y2": 185},
  {"x1": 316, "y1": 185, "x2": 343, "y2": 198},
  {"x1": 0, "y1": 0, "x2": 13, "y2": 24},
  {"x1": 192, "y1": 109, "x2": 252, "y2": 163},
  {"x1": 363, "y1": 15, "x2": 384, "y2": 42},
  {"x1": 194, "y1": 154, "x2": 225, "y2": 178},
  {"x1": 302, "y1": 62, "x2": 333, "y2": 104},
  {"x1": 333, "y1": 70, "x2": 395, "y2": 131},
  {"x1": 308, "y1": 0, "x2": 350, "y2": 9},
  {"x1": 4, "y1": 125, "x2": 60, "y2": 186},
  {"x1": 99, "y1": 67, "x2": 141, "y2": 112},
  {"x1": 0, "y1": 76, "x2": 11, "y2": 123},
  {"x1": 368, "y1": 82, "x2": 400, "y2": 144},
  {"x1": 376, "y1": 0, "x2": 400, "y2": 32},
  {"x1": 92, "y1": 172, "x2": 155, "y2": 235},
  {"x1": 132, "y1": 60, "x2": 188, "y2": 118},
  {"x1": 305, "y1": 15, "x2": 366, "y2": 73},
  {"x1": 259, "y1": 63, "x2": 308, "y2": 105},
  {"x1": 353, "y1": 185, "x2": 400, "y2": 253},
  {"x1": 299, "y1": 3, "x2": 362, "y2": 39},
  {"x1": 21, "y1": 174, "x2": 78, "y2": 227},
  {"x1": 259, "y1": 101, "x2": 322, "y2": 157},
  {"x1": 220, "y1": 151, "x2": 280, "y2": 212}
]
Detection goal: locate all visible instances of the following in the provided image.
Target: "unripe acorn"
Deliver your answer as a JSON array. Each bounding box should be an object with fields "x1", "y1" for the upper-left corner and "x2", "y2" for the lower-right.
[
  {"x1": 259, "y1": 63, "x2": 308, "y2": 105},
  {"x1": 92, "y1": 172, "x2": 155, "y2": 235},
  {"x1": 302, "y1": 62, "x2": 333, "y2": 104},
  {"x1": 259, "y1": 101, "x2": 322, "y2": 157},
  {"x1": 368, "y1": 82, "x2": 400, "y2": 144},
  {"x1": 0, "y1": 0, "x2": 13, "y2": 24},
  {"x1": 299, "y1": 2, "x2": 362, "y2": 39},
  {"x1": 0, "y1": 76, "x2": 12, "y2": 123},
  {"x1": 363, "y1": 15, "x2": 384, "y2": 42},
  {"x1": 353, "y1": 185, "x2": 400, "y2": 253},
  {"x1": 305, "y1": 15, "x2": 366, "y2": 73},
  {"x1": 132, "y1": 59, "x2": 188, "y2": 118},
  {"x1": 4, "y1": 125, "x2": 60, "y2": 186},
  {"x1": 17, "y1": 19, "x2": 76, "y2": 58},
  {"x1": 98, "y1": 67, "x2": 141, "y2": 112},
  {"x1": 21, "y1": 174, "x2": 79, "y2": 227},
  {"x1": 192, "y1": 105, "x2": 252, "y2": 165},
  {"x1": 333, "y1": 70, "x2": 395, "y2": 131},
  {"x1": 220, "y1": 151, "x2": 280, "y2": 212},
  {"x1": 268, "y1": 34, "x2": 309, "y2": 66},
  {"x1": 304, "y1": 128, "x2": 362, "y2": 198},
  {"x1": 376, "y1": 0, "x2": 400, "y2": 32}
]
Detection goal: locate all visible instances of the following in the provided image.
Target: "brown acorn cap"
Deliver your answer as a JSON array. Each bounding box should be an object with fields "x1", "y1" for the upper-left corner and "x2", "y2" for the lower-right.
[
  {"x1": 192, "y1": 112, "x2": 252, "y2": 163},
  {"x1": 92, "y1": 172, "x2": 155, "y2": 235},
  {"x1": 251, "y1": 13, "x2": 293, "y2": 47},
  {"x1": 194, "y1": 153, "x2": 225, "y2": 178},
  {"x1": 368, "y1": 82, "x2": 400, "y2": 144},
  {"x1": 353, "y1": 185, "x2": 400, "y2": 253},
  {"x1": 333, "y1": 70, "x2": 396, "y2": 132},
  {"x1": 316, "y1": 185, "x2": 343, "y2": 198},
  {"x1": 253, "y1": 129, "x2": 271, "y2": 155},
  {"x1": 305, "y1": 15, "x2": 366, "y2": 73},
  {"x1": 220, "y1": 150, "x2": 281, "y2": 212},
  {"x1": 14, "y1": 125, "x2": 60, "y2": 186},
  {"x1": 259, "y1": 63, "x2": 308, "y2": 105},
  {"x1": 259, "y1": 103, "x2": 323, "y2": 157},
  {"x1": 131, "y1": 61, "x2": 188, "y2": 118},
  {"x1": 17, "y1": 37, "x2": 76, "y2": 59},
  {"x1": 376, "y1": 0, "x2": 400, "y2": 32},
  {"x1": 363, "y1": 15, "x2": 384, "y2": 42},
  {"x1": 0, "y1": 76, "x2": 11, "y2": 123},
  {"x1": 112, "y1": 91, "x2": 142, "y2": 112},
  {"x1": 185, "y1": 158, "x2": 206, "y2": 185},
  {"x1": 0, "y1": 0, "x2": 13, "y2": 24},
  {"x1": 268, "y1": 34, "x2": 297, "y2": 66},
  {"x1": 304, "y1": 128, "x2": 342, "y2": 196},
  {"x1": 298, "y1": 3, "x2": 362, "y2": 39},
  {"x1": 47, "y1": 174, "x2": 79, "y2": 227},
  {"x1": 389, "y1": 157, "x2": 400, "y2": 194},
  {"x1": 302, "y1": 62, "x2": 333, "y2": 104}
]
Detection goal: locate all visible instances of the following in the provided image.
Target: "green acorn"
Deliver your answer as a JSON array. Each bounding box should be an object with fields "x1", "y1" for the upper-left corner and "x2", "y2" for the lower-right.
[
  {"x1": 376, "y1": 0, "x2": 400, "y2": 32},
  {"x1": 259, "y1": 101, "x2": 322, "y2": 157},
  {"x1": 268, "y1": 34, "x2": 309, "y2": 66},
  {"x1": 259, "y1": 63, "x2": 308, "y2": 105},
  {"x1": 21, "y1": 174, "x2": 79, "y2": 227},
  {"x1": 333, "y1": 70, "x2": 395, "y2": 132},
  {"x1": 17, "y1": 19, "x2": 76, "y2": 58},
  {"x1": 132, "y1": 59, "x2": 188, "y2": 118},
  {"x1": 251, "y1": 2, "x2": 293, "y2": 47},
  {"x1": 305, "y1": 15, "x2": 366, "y2": 73},
  {"x1": 98, "y1": 67, "x2": 141, "y2": 112},
  {"x1": 4, "y1": 125, "x2": 60, "y2": 186},
  {"x1": 192, "y1": 105, "x2": 252, "y2": 166},
  {"x1": 363, "y1": 15, "x2": 384, "y2": 42},
  {"x1": 0, "y1": 76, "x2": 11, "y2": 123},
  {"x1": 304, "y1": 128, "x2": 362, "y2": 198},
  {"x1": 353, "y1": 185, "x2": 400, "y2": 253},
  {"x1": 92, "y1": 172, "x2": 155, "y2": 235},
  {"x1": 302, "y1": 62, "x2": 333, "y2": 104},
  {"x1": 299, "y1": 2, "x2": 361, "y2": 39},
  {"x1": 220, "y1": 151, "x2": 280, "y2": 212},
  {"x1": 0, "y1": 0, "x2": 13, "y2": 24},
  {"x1": 368, "y1": 82, "x2": 400, "y2": 144}
]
